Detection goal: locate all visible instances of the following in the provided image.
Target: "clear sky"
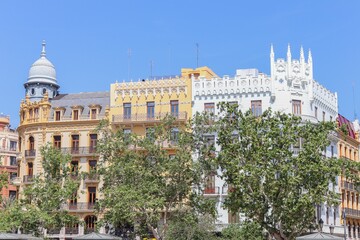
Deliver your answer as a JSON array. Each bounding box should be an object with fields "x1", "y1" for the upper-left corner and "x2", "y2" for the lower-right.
[{"x1": 0, "y1": 1, "x2": 359, "y2": 127}]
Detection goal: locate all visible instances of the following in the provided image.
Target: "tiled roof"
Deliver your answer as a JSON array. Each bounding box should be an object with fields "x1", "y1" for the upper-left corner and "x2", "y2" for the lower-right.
[
  {"x1": 337, "y1": 113, "x2": 356, "y2": 139},
  {"x1": 50, "y1": 91, "x2": 109, "y2": 117}
]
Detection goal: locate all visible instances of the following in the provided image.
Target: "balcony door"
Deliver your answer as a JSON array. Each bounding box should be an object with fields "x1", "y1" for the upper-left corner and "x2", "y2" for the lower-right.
[{"x1": 71, "y1": 135, "x2": 80, "y2": 154}]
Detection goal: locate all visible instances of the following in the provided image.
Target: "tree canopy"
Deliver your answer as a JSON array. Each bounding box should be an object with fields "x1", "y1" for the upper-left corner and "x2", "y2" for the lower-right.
[
  {"x1": 215, "y1": 102, "x2": 357, "y2": 240},
  {"x1": 96, "y1": 115, "x2": 216, "y2": 240},
  {"x1": 0, "y1": 145, "x2": 79, "y2": 235}
]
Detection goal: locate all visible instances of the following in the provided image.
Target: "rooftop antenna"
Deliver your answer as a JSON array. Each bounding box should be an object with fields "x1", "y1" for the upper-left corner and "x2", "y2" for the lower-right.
[
  {"x1": 353, "y1": 82, "x2": 357, "y2": 120},
  {"x1": 128, "y1": 48, "x2": 132, "y2": 81},
  {"x1": 150, "y1": 60, "x2": 153, "y2": 79},
  {"x1": 196, "y1": 43, "x2": 199, "y2": 68}
]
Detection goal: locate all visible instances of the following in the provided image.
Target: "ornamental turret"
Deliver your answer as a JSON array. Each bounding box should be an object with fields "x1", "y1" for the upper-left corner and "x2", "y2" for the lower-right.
[{"x1": 24, "y1": 41, "x2": 60, "y2": 102}]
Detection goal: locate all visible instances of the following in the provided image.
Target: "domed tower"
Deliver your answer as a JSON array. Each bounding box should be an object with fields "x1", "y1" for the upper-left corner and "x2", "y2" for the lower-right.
[{"x1": 24, "y1": 41, "x2": 60, "y2": 101}]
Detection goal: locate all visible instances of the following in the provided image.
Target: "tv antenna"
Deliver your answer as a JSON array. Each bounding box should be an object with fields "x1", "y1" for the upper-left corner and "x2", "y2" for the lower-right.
[
  {"x1": 196, "y1": 43, "x2": 199, "y2": 68},
  {"x1": 128, "y1": 48, "x2": 132, "y2": 81}
]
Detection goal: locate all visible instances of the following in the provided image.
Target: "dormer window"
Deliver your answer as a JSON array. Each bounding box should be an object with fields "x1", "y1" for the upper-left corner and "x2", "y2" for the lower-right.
[
  {"x1": 88, "y1": 104, "x2": 101, "y2": 120},
  {"x1": 55, "y1": 111, "x2": 61, "y2": 121},
  {"x1": 73, "y1": 110, "x2": 79, "y2": 120},
  {"x1": 91, "y1": 109, "x2": 97, "y2": 120}
]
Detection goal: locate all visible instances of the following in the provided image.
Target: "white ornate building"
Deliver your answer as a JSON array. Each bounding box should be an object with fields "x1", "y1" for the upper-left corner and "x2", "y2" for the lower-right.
[{"x1": 191, "y1": 45, "x2": 341, "y2": 234}]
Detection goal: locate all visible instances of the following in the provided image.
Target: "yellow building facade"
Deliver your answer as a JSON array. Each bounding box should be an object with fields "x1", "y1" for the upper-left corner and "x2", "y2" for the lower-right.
[
  {"x1": 109, "y1": 75, "x2": 195, "y2": 134},
  {"x1": 338, "y1": 114, "x2": 360, "y2": 238}
]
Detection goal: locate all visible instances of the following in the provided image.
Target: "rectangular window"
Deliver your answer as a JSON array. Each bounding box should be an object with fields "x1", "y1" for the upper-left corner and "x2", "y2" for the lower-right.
[
  {"x1": 123, "y1": 103, "x2": 131, "y2": 120},
  {"x1": 331, "y1": 146, "x2": 334, "y2": 158},
  {"x1": 69, "y1": 191, "x2": 77, "y2": 206},
  {"x1": 71, "y1": 161, "x2": 79, "y2": 176},
  {"x1": 323, "y1": 111, "x2": 326, "y2": 122},
  {"x1": 28, "y1": 162, "x2": 33, "y2": 176},
  {"x1": 292, "y1": 100, "x2": 301, "y2": 116},
  {"x1": 88, "y1": 187, "x2": 96, "y2": 208},
  {"x1": 204, "y1": 103, "x2": 215, "y2": 115},
  {"x1": 330, "y1": 116, "x2": 333, "y2": 122},
  {"x1": 10, "y1": 141, "x2": 17, "y2": 151},
  {"x1": 55, "y1": 111, "x2": 61, "y2": 121},
  {"x1": 9, "y1": 172, "x2": 17, "y2": 180},
  {"x1": 251, "y1": 100, "x2": 262, "y2": 117},
  {"x1": 147, "y1": 102, "x2": 155, "y2": 119},
  {"x1": 170, "y1": 100, "x2": 179, "y2": 117},
  {"x1": 315, "y1": 106, "x2": 318, "y2": 118},
  {"x1": 9, "y1": 190, "x2": 16, "y2": 200},
  {"x1": 170, "y1": 128, "x2": 179, "y2": 143},
  {"x1": 146, "y1": 127, "x2": 155, "y2": 140},
  {"x1": 89, "y1": 160, "x2": 97, "y2": 172},
  {"x1": 71, "y1": 135, "x2": 80, "y2": 154},
  {"x1": 53, "y1": 136, "x2": 61, "y2": 149},
  {"x1": 89, "y1": 134, "x2": 97, "y2": 153},
  {"x1": 91, "y1": 109, "x2": 97, "y2": 120},
  {"x1": 205, "y1": 172, "x2": 216, "y2": 194},
  {"x1": 9, "y1": 156, "x2": 17, "y2": 166},
  {"x1": 34, "y1": 108, "x2": 39, "y2": 119},
  {"x1": 123, "y1": 129, "x2": 131, "y2": 135},
  {"x1": 73, "y1": 110, "x2": 79, "y2": 120}
]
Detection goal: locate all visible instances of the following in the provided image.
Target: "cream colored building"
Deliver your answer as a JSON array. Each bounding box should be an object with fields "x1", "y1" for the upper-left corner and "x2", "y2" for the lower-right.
[{"x1": 16, "y1": 42, "x2": 109, "y2": 238}]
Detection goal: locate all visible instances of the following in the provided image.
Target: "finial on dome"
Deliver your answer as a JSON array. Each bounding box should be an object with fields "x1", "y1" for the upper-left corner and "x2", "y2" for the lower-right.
[
  {"x1": 270, "y1": 44, "x2": 274, "y2": 57},
  {"x1": 287, "y1": 44, "x2": 291, "y2": 58},
  {"x1": 41, "y1": 40, "x2": 46, "y2": 57}
]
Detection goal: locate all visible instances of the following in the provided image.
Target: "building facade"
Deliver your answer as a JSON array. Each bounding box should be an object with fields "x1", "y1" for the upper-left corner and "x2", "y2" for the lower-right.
[
  {"x1": 0, "y1": 115, "x2": 18, "y2": 200},
  {"x1": 338, "y1": 114, "x2": 360, "y2": 239},
  {"x1": 191, "y1": 45, "x2": 340, "y2": 233},
  {"x1": 16, "y1": 42, "x2": 109, "y2": 238}
]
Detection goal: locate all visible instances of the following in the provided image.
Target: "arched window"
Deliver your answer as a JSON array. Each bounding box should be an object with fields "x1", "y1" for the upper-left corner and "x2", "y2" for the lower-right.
[
  {"x1": 31, "y1": 88, "x2": 35, "y2": 95},
  {"x1": 42, "y1": 88, "x2": 47, "y2": 95},
  {"x1": 84, "y1": 215, "x2": 97, "y2": 233},
  {"x1": 29, "y1": 136, "x2": 35, "y2": 150}
]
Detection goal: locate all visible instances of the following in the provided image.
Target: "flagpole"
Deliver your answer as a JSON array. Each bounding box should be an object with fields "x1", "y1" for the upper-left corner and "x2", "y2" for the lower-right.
[{"x1": 343, "y1": 209, "x2": 347, "y2": 240}]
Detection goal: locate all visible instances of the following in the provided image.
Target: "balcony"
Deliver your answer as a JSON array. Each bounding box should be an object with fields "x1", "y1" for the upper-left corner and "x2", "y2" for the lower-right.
[
  {"x1": 47, "y1": 227, "x2": 61, "y2": 235},
  {"x1": 84, "y1": 173, "x2": 100, "y2": 184},
  {"x1": 61, "y1": 202, "x2": 96, "y2": 212},
  {"x1": 11, "y1": 177, "x2": 21, "y2": 186},
  {"x1": 23, "y1": 175, "x2": 34, "y2": 184},
  {"x1": 60, "y1": 147, "x2": 98, "y2": 156},
  {"x1": 65, "y1": 227, "x2": 79, "y2": 235},
  {"x1": 203, "y1": 186, "x2": 220, "y2": 195},
  {"x1": 341, "y1": 181, "x2": 360, "y2": 192},
  {"x1": 84, "y1": 228, "x2": 95, "y2": 234},
  {"x1": 345, "y1": 208, "x2": 360, "y2": 219},
  {"x1": 112, "y1": 112, "x2": 188, "y2": 125},
  {"x1": 25, "y1": 149, "x2": 36, "y2": 158},
  {"x1": 51, "y1": 114, "x2": 105, "y2": 122}
]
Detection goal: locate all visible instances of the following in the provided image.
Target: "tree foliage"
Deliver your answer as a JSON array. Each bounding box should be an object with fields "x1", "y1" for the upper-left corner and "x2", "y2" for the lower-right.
[
  {"x1": 216, "y1": 103, "x2": 345, "y2": 240},
  {"x1": 221, "y1": 221, "x2": 264, "y2": 240},
  {"x1": 0, "y1": 144, "x2": 79, "y2": 235},
  {"x1": 96, "y1": 115, "x2": 216, "y2": 240}
]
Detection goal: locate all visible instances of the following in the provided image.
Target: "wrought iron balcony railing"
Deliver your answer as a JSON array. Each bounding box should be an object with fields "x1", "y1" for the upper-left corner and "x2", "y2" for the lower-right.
[
  {"x1": 25, "y1": 149, "x2": 36, "y2": 158},
  {"x1": 112, "y1": 112, "x2": 187, "y2": 124},
  {"x1": 23, "y1": 175, "x2": 34, "y2": 184},
  {"x1": 60, "y1": 147, "x2": 98, "y2": 155},
  {"x1": 61, "y1": 202, "x2": 96, "y2": 211}
]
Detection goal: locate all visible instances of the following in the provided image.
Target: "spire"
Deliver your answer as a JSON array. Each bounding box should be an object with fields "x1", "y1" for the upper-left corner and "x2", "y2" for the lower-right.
[
  {"x1": 41, "y1": 40, "x2": 46, "y2": 57},
  {"x1": 270, "y1": 44, "x2": 274, "y2": 58},
  {"x1": 308, "y1": 49, "x2": 312, "y2": 63},
  {"x1": 300, "y1": 45, "x2": 304, "y2": 62},
  {"x1": 286, "y1": 43, "x2": 291, "y2": 62}
]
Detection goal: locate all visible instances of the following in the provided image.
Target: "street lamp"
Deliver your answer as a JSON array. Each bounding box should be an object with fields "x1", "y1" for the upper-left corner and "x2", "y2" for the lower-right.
[
  {"x1": 318, "y1": 218, "x2": 324, "y2": 233},
  {"x1": 329, "y1": 225, "x2": 335, "y2": 235}
]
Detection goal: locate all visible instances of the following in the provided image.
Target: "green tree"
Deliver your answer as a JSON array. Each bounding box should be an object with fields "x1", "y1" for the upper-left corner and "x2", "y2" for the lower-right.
[
  {"x1": 96, "y1": 115, "x2": 216, "y2": 240},
  {"x1": 0, "y1": 144, "x2": 79, "y2": 235},
  {"x1": 221, "y1": 221, "x2": 264, "y2": 240},
  {"x1": 216, "y1": 103, "x2": 346, "y2": 240}
]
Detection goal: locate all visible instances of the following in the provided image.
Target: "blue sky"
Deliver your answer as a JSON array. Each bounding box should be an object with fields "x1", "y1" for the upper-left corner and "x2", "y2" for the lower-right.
[{"x1": 0, "y1": 1, "x2": 359, "y2": 127}]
